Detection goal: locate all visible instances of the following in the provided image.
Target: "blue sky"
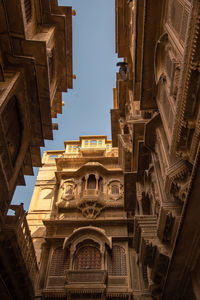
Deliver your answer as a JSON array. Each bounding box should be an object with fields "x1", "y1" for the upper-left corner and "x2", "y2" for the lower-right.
[{"x1": 12, "y1": 0, "x2": 120, "y2": 210}]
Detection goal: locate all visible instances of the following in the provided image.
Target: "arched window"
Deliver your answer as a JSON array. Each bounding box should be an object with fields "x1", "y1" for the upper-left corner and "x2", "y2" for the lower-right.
[
  {"x1": 108, "y1": 245, "x2": 127, "y2": 276},
  {"x1": 124, "y1": 124, "x2": 129, "y2": 134},
  {"x1": 111, "y1": 185, "x2": 119, "y2": 195},
  {"x1": 88, "y1": 174, "x2": 96, "y2": 189},
  {"x1": 74, "y1": 246, "x2": 101, "y2": 270},
  {"x1": 49, "y1": 247, "x2": 70, "y2": 276},
  {"x1": 24, "y1": 0, "x2": 32, "y2": 23}
]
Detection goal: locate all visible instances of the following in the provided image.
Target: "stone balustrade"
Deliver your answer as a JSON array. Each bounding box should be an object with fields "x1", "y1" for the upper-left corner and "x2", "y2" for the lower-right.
[
  {"x1": 66, "y1": 270, "x2": 107, "y2": 284},
  {"x1": 4, "y1": 204, "x2": 38, "y2": 284}
]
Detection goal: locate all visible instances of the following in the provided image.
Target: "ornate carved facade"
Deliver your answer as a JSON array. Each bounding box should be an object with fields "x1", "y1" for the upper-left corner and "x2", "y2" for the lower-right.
[
  {"x1": 28, "y1": 136, "x2": 133, "y2": 299},
  {"x1": 0, "y1": 0, "x2": 200, "y2": 299},
  {"x1": 112, "y1": 0, "x2": 200, "y2": 299}
]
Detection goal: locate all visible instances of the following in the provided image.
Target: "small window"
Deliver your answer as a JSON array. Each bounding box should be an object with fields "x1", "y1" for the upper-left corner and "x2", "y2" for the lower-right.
[
  {"x1": 69, "y1": 146, "x2": 72, "y2": 150},
  {"x1": 124, "y1": 125, "x2": 129, "y2": 134},
  {"x1": 85, "y1": 141, "x2": 88, "y2": 145},
  {"x1": 50, "y1": 154, "x2": 58, "y2": 158},
  {"x1": 111, "y1": 185, "x2": 119, "y2": 195},
  {"x1": 90, "y1": 140, "x2": 97, "y2": 145},
  {"x1": 98, "y1": 140, "x2": 102, "y2": 144},
  {"x1": 73, "y1": 146, "x2": 77, "y2": 149},
  {"x1": 88, "y1": 174, "x2": 96, "y2": 189}
]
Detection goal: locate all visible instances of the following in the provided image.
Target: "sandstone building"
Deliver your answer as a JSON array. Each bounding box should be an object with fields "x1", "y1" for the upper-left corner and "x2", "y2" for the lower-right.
[
  {"x1": 112, "y1": 0, "x2": 200, "y2": 299},
  {"x1": 0, "y1": 0, "x2": 73, "y2": 298},
  {"x1": 1, "y1": 0, "x2": 200, "y2": 299},
  {"x1": 27, "y1": 135, "x2": 134, "y2": 299}
]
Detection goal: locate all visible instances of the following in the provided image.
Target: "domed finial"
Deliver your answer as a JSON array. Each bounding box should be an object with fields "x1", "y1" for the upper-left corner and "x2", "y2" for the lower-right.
[{"x1": 72, "y1": 9, "x2": 76, "y2": 16}]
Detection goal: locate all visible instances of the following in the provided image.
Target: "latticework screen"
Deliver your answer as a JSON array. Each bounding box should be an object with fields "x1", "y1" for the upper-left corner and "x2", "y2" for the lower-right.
[
  {"x1": 108, "y1": 245, "x2": 127, "y2": 276},
  {"x1": 24, "y1": 0, "x2": 32, "y2": 23},
  {"x1": 111, "y1": 185, "x2": 119, "y2": 194},
  {"x1": 169, "y1": 0, "x2": 190, "y2": 44},
  {"x1": 74, "y1": 246, "x2": 101, "y2": 270},
  {"x1": 49, "y1": 247, "x2": 70, "y2": 276}
]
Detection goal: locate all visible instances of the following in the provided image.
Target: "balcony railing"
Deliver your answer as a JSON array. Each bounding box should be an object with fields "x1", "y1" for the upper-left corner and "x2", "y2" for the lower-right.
[
  {"x1": 4, "y1": 204, "x2": 38, "y2": 284},
  {"x1": 80, "y1": 189, "x2": 104, "y2": 199},
  {"x1": 66, "y1": 270, "x2": 107, "y2": 284}
]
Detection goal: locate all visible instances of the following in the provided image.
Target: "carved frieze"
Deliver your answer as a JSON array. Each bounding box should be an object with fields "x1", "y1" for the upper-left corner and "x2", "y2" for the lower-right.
[{"x1": 77, "y1": 199, "x2": 106, "y2": 219}]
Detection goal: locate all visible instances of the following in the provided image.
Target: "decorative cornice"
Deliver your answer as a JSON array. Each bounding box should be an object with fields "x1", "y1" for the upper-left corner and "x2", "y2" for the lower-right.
[{"x1": 171, "y1": 1, "x2": 200, "y2": 157}]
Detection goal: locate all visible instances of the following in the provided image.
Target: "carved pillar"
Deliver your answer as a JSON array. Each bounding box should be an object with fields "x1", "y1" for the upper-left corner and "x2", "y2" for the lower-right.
[
  {"x1": 95, "y1": 174, "x2": 99, "y2": 191},
  {"x1": 136, "y1": 182, "x2": 143, "y2": 215},
  {"x1": 85, "y1": 174, "x2": 89, "y2": 189}
]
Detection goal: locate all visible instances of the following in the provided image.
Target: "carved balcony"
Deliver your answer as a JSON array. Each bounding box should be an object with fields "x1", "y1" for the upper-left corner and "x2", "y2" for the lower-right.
[
  {"x1": 0, "y1": 204, "x2": 38, "y2": 299},
  {"x1": 134, "y1": 215, "x2": 170, "y2": 295},
  {"x1": 157, "y1": 204, "x2": 181, "y2": 247}
]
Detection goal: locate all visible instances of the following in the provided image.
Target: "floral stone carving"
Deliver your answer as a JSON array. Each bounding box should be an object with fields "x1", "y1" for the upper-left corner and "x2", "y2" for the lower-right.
[{"x1": 77, "y1": 199, "x2": 106, "y2": 219}]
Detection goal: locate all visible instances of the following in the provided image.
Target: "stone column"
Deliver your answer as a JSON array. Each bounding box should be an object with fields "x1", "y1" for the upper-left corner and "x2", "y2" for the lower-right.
[
  {"x1": 136, "y1": 182, "x2": 143, "y2": 215},
  {"x1": 95, "y1": 174, "x2": 99, "y2": 191},
  {"x1": 85, "y1": 174, "x2": 89, "y2": 190}
]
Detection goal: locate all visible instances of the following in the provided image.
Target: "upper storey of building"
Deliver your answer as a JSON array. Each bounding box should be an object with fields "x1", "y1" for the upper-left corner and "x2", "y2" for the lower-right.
[
  {"x1": 28, "y1": 136, "x2": 123, "y2": 224},
  {"x1": 43, "y1": 135, "x2": 117, "y2": 161}
]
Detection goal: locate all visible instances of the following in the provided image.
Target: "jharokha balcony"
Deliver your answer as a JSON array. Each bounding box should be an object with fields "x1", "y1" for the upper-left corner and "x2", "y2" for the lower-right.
[{"x1": 0, "y1": 204, "x2": 38, "y2": 299}]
